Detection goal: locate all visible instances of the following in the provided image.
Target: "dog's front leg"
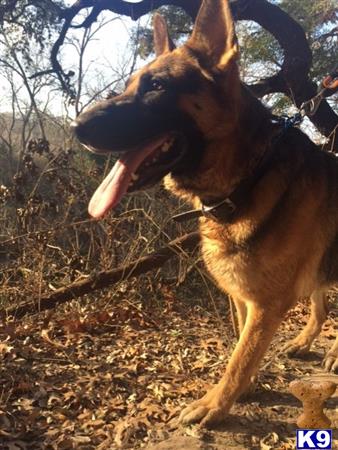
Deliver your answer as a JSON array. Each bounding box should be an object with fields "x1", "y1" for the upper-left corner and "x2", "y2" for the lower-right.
[{"x1": 179, "y1": 301, "x2": 284, "y2": 427}]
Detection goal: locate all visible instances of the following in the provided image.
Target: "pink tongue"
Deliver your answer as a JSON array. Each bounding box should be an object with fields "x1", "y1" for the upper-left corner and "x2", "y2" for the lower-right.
[{"x1": 88, "y1": 136, "x2": 167, "y2": 218}]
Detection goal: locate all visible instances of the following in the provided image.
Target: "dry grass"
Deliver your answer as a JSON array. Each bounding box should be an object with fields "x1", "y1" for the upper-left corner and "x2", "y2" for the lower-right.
[{"x1": 0, "y1": 135, "x2": 223, "y2": 317}]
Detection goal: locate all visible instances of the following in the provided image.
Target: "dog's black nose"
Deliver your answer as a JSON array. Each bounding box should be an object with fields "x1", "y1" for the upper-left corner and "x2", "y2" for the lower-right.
[{"x1": 70, "y1": 120, "x2": 90, "y2": 144}]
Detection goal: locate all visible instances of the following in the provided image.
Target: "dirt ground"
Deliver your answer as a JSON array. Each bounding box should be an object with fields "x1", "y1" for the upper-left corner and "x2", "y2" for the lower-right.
[{"x1": 0, "y1": 291, "x2": 337, "y2": 450}]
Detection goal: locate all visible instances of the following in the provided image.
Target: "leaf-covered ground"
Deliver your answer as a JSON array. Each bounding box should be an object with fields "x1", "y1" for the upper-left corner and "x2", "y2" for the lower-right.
[{"x1": 0, "y1": 293, "x2": 337, "y2": 450}]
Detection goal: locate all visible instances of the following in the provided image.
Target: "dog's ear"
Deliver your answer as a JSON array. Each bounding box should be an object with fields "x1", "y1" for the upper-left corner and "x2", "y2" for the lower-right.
[
  {"x1": 153, "y1": 13, "x2": 176, "y2": 57},
  {"x1": 187, "y1": 0, "x2": 238, "y2": 69}
]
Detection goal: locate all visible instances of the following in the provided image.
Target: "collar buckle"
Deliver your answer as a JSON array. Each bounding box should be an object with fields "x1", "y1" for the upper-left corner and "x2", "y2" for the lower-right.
[
  {"x1": 171, "y1": 198, "x2": 236, "y2": 223},
  {"x1": 202, "y1": 198, "x2": 236, "y2": 221}
]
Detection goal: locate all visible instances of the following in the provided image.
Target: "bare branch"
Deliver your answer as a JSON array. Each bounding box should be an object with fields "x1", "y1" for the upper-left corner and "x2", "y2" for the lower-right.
[{"x1": 1, "y1": 232, "x2": 200, "y2": 319}]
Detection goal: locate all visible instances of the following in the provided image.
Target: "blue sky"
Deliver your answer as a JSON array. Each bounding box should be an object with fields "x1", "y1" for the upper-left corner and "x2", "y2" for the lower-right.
[{"x1": 0, "y1": 7, "x2": 151, "y2": 117}]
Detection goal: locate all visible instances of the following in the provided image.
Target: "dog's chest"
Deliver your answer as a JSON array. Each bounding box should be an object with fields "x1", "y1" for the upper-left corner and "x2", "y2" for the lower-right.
[{"x1": 199, "y1": 220, "x2": 255, "y2": 298}]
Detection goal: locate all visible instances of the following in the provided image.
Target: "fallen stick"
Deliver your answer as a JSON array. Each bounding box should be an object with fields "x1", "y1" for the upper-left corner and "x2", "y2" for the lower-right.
[{"x1": 1, "y1": 232, "x2": 200, "y2": 320}]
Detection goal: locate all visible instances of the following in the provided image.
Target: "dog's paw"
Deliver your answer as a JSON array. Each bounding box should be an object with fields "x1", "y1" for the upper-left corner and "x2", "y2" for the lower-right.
[
  {"x1": 283, "y1": 337, "x2": 312, "y2": 357},
  {"x1": 179, "y1": 385, "x2": 228, "y2": 427},
  {"x1": 323, "y1": 349, "x2": 338, "y2": 373}
]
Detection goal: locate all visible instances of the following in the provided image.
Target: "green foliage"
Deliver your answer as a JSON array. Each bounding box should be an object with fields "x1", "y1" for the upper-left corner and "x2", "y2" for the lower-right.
[
  {"x1": 238, "y1": 0, "x2": 338, "y2": 82},
  {"x1": 0, "y1": 0, "x2": 63, "y2": 64},
  {"x1": 237, "y1": 21, "x2": 282, "y2": 79},
  {"x1": 280, "y1": 0, "x2": 338, "y2": 79}
]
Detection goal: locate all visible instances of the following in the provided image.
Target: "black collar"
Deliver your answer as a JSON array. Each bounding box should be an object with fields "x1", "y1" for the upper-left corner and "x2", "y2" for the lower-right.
[{"x1": 172, "y1": 119, "x2": 289, "y2": 224}]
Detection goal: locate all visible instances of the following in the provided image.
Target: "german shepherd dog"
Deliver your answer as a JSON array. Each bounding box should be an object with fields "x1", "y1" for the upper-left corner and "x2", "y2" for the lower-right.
[{"x1": 72, "y1": 0, "x2": 338, "y2": 427}]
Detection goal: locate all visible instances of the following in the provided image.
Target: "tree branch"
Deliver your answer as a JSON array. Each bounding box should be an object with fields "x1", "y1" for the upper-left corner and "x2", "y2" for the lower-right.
[
  {"x1": 247, "y1": 73, "x2": 287, "y2": 97},
  {"x1": 1, "y1": 232, "x2": 200, "y2": 320},
  {"x1": 84, "y1": 0, "x2": 200, "y2": 21}
]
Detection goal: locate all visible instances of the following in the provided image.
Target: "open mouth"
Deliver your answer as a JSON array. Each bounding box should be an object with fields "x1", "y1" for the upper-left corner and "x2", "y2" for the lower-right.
[{"x1": 88, "y1": 134, "x2": 186, "y2": 218}]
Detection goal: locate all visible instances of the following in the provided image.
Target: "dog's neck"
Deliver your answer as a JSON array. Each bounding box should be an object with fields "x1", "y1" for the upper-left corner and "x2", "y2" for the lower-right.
[{"x1": 166, "y1": 85, "x2": 276, "y2": 205}]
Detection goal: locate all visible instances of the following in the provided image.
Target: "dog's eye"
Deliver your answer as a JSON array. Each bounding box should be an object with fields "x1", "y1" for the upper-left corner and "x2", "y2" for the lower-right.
[
  {"x1": 139, "y1": 76, "x2": 166, "y2": 96},
  {"x1": 149, "y1": 79, "x2": 165, "y2": 91}
]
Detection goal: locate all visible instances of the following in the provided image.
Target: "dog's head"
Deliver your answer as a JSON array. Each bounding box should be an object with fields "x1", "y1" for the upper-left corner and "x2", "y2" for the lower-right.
[{"x1": 72, "y1": 0, "x2": 239, "y2": 218}]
